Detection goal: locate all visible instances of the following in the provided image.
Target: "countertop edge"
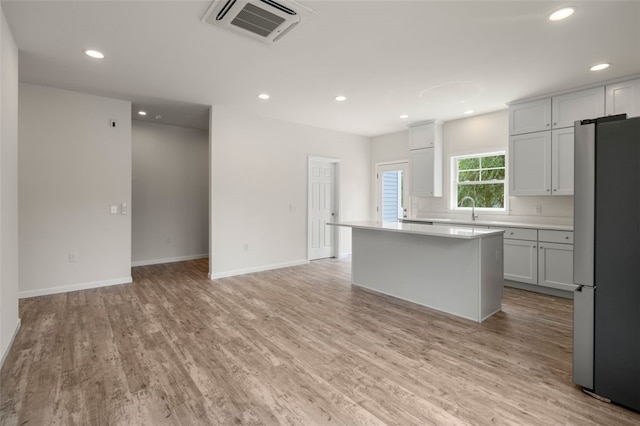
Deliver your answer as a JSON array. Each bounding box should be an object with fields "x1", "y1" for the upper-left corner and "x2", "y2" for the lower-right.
[
  {"x1": 402, "y1": 218, "x2": 573, "y2": 231},
  {"x1": 329, "y1": 221, "x2": 505, "y2": 240}
]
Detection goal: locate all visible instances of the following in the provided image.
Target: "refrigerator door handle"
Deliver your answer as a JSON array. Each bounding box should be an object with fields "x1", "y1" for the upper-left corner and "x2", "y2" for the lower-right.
[{"x1": 573, "y1": 121, "x2": 595, "y2": 287}]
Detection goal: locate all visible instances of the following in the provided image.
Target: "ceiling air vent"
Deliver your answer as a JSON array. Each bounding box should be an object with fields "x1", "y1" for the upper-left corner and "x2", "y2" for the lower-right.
[{"x1": 202, "y1": 0, "x2": 301, "y2": 43}]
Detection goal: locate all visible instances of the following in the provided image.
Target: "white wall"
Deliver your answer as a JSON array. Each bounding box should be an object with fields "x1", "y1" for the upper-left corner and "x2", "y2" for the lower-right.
[
  {"x1": 132, "y1": 121, "x2": 209, "y2": 266},
  {"x1": 0, "y1": 5, "x2": 20, "y2": 367},
  {"x1": 210, "y1": 107, "x2": 371, "y2": 278},
  {"x1": 372, "y1": 110, "x2": 573, "y2": 224},
  {"x1": 18, "y1": 84, "x2": 132, "y2": 297}
]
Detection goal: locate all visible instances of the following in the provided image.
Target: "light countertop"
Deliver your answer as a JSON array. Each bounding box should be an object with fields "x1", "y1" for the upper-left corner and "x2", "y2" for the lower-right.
[
  {"x1": 402, "y1": 217, "x2": 573, "y2": 231},
  {"x1": 328, "y1": 221, "x2": 504, "y2": 240}
]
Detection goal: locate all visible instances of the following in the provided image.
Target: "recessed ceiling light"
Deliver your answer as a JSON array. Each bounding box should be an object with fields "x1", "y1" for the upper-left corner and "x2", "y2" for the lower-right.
[
  {"x1": 335, "y1": 95, "x2": 347, "y2": 102},
  {"x1": 549, "y1": 7, "x2": 575, "y2": 21},
  {"x1": 155, "y1": 115, "x2": 162, "y2": 120},
  {"x1": 138, "y1": 111, "x2": 147, "y2": 116},
  {"x1": 258, "y1": 93, "x2": 270, "y2": 100},
  {"x1": 590, "y1": 63, "x2": 610, "y2": 71},
  {"x1": 400, "y1": 114, "x2": 409, "y2": 119},
  {"x1": 84, "y1": 49, "x2": 104, "y2": 59},
  {"x1": 464, "y1": 110, "x2": 475, "y2": 115}
]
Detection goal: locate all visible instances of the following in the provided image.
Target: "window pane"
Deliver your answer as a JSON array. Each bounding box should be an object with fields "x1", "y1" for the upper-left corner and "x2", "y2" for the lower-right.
[
  {"x1": 457, "y1": 184, "x2": 505, "y2": 208},
  {"x1": 482, "y1": 168, "x2": 505, "y2": 180},
  {"x1": 481, "y1": 155, "x2": 505, "y2": 168},
  {"x1": 458, "y1": 158, "x2": 479, "y2": 170},
  {"x1": 458, "y1": 170, "x2": 480, "y2": 182}
]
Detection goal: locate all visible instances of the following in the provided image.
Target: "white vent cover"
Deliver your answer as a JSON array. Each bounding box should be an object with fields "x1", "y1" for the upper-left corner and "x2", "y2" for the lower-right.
[{"x1": 202, "y1": 0, "x2": 301, "y2": 43}]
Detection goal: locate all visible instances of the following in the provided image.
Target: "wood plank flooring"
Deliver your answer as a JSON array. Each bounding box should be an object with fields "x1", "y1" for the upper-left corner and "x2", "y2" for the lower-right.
[{"x1": 1, "y1": 257, "x2": 639, "y2": 425}]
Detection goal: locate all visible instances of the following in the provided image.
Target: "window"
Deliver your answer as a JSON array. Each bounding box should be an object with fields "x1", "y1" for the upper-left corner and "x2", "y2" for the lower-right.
[{"x1": 452, "y1": 152, "x2": 506, "y2": 211}]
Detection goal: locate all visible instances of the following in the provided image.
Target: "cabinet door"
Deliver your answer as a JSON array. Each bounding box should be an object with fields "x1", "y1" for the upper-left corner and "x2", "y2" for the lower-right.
[
  {"x1": 409, "y1": 123, "x2": 434, "y2": 150},
  {"x1": 504, "y1": 239, "x2": 538, "y2": 285},
  {"x1": 551, "y1": 127, "x2": 574, "y2": 195},
  {"x1": 509, "y1": 132, "x2": 551, "y2": 196},
  {"x1": 538, "y1": 242, "x2": 577, "y2": 291},
  {"x1": 410, "y1": 148, "x2": 434, "y2": 197},
  {"x1": 509, "y1": 98, "x2": 551, "y2": 135},
  {"x1": 606, "y1": 79, "x2": 640, "y2": 118},
  {"x1": 552, "y1": 87, "x2": 605, "y2": 129}
]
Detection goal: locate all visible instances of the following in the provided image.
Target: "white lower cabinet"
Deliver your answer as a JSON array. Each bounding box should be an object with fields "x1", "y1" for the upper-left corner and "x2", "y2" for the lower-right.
[
  {"x1": 492, "y1": 226, "x2": 575, "y2": 292},
  {"x1": 538, "y1": 230, "x2": 576, "y2": 291},
  {"x1": 504, "y1": 239, "x2": 538, "y2": 285},
  {"x1": 538, "y1": 243, "x2": 575, "y2": 291}
]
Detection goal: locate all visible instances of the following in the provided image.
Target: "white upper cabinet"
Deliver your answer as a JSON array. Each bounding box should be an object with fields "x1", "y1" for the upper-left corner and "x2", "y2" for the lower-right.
[
  {"x1": 509, "y1": 129, "x2": 573, "y2": 196},
  {"x1": 410, "y1": 148, "x2": 442, "y2": 197},
  {"x1": 509, "y1": 98, "x2": 551, "y2": 135},
  {"x1": 408, "y1": 120, "x2": 442, "y2": 150},
  {"x1": 408, "y1": 120, "x2": 443, "y2": 197},
  {"x1": 509, "y1": 132, "x2": 552, "y2": 196},
  {"x1": 551, "y1": 87, "x2": 605, "y2": 129},
  {"x1": 551, "y1": 128, "x2": 574, "y2": 195},
  {"x1": 606, "y1": 79, "x2": 640, "y2": 118}
]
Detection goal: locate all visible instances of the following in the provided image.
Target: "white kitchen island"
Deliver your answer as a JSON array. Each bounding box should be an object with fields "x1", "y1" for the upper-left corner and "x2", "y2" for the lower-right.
[{"x1": 330, "y1": 221, "x2": 505, "y2": 323}]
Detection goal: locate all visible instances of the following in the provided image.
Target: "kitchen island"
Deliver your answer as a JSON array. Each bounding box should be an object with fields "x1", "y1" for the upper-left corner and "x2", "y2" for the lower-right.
[{"x1": 330, "y1": 221, "x2": 505, "y2": 322}]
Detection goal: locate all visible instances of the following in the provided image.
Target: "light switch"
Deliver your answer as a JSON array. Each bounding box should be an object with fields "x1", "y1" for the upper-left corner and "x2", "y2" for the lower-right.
[
  {"x1": 110, "y1": 205, "x2": 118, "y2": 214},
  {"x1": 121, "y1": 202, "x2": 127, "y2": 215}
]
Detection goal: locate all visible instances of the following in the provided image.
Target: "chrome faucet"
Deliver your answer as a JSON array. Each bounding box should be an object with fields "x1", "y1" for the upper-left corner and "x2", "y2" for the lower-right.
[{"x1": 460, "y1": 196, "x2": 479, "y2": 221}]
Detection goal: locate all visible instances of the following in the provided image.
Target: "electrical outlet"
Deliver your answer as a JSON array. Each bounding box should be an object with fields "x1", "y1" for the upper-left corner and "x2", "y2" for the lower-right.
[
  {"x1": 534, "y1": 205, "x2": 542, "y2": 215},
  {"x1": 69, "y1": 252, "x2": 79, "y2": 262},
  {"x1": 110, "y1": 205, "x2": 118, "y2": 214}
]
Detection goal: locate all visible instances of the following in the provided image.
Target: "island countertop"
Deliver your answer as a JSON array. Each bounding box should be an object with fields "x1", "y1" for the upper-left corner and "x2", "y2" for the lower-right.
[
  {"x1": 402, "y1": 217, "x2": 573, "y2": 231},
  {"x1": 329, "y1": 221, "x2": 504, "y2": 240}
]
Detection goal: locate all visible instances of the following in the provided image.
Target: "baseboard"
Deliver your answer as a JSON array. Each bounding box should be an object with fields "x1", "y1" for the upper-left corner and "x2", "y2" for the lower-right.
[
  {"x1": 18, "y1": 276, "x2": 133, "y2": 299},
  {"x1": 1, "y1": 318, "x2": 21, "y2": 369},
  {"x1": 504, "y1": 280, "x2": 573, "y2": 299},
  {"x1": 338, "y1": 252, "x2": 352, "y2": 259},
  {"x1": 131, "y1": 254, "x2": 208, "y2": 267},
  {"x1": 209, "y1": 259, "x2": 309, "y2": 280}
]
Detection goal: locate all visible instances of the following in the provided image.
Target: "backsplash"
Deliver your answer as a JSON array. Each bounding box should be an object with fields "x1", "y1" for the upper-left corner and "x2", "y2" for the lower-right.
[{"x1": 412, "y1": 195, "x2": 573, "y2": 226}]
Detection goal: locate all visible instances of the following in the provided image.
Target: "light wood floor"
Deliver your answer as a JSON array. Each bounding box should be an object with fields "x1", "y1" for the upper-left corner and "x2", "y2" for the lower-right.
[{"x1": 1, "y1": 258, "x2": 639, "y2": 425}]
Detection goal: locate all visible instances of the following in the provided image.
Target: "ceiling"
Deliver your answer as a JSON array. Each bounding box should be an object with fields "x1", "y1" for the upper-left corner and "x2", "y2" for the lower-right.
[{"x1": 3, "y1": 1, "x2": 639, "y2": 137}]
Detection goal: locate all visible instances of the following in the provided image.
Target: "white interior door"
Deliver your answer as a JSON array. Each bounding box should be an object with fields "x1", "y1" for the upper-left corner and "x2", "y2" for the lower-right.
[
  {"x1": 376, "y1": 162, "x2": 410, "y2": 222},
  {"x1": 309, "y1": 160, "x2": 336, "y2": 260}
]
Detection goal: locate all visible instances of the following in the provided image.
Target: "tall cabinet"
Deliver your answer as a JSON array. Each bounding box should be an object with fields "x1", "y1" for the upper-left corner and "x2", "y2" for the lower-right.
[{"x1": 409, "y1": 120, "x2": 443, "y2": 197}]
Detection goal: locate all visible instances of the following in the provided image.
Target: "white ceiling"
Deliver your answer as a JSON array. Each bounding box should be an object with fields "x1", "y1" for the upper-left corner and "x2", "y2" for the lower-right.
[{"x1": 3, "y1": 1, "x2": 640, "y2": 136}]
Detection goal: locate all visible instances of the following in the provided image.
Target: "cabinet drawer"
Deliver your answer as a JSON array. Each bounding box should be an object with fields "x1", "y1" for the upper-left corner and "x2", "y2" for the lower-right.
[
  {"x1": 539, "y1": 230, "x2": 573, "y2": 244},
  {"x1": 492, "y1": 227, "x2": 537, "y2": 241}
]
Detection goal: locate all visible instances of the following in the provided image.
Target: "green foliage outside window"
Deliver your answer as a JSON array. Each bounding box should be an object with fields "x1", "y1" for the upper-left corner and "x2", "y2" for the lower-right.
[{"x1": 456, "y1": 154, "x2": 505, "y2": 209}]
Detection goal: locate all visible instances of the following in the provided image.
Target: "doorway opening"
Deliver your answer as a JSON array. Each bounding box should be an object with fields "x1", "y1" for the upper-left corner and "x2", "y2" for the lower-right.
[{"x1": 376, "y1": 161, "x2": 410, "y2": 222}]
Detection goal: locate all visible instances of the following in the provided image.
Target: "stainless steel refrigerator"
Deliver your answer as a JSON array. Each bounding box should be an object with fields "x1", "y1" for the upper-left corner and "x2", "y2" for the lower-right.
[{"x1": 573, "y1": 114, "x2": 640, "y2": 412}]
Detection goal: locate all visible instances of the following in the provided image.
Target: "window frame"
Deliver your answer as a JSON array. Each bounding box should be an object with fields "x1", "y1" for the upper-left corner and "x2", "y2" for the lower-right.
[{"x1": 450, "y1": 151, "x2": 507, "y2": 213}]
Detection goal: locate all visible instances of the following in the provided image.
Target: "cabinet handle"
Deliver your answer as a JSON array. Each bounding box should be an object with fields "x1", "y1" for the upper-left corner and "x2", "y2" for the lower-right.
[
  {"x1": 546, "y1": 123, "x2": 550, "y2": 127},
  {"x1": 546, "y1": 189, "x2": 550, "y2": 192},
  {"x1": 553, "y1": 122, "x2": 557, "y2": 126},
  {"x1": 553, "y1": 188, "x2": 557, "y2": 192},
  {"x1": 565, "y1": 236, "x2": 569, "y2": 240},
  {"x1": 534, "y1": 245, "x2": 537, "y2": 249}
]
